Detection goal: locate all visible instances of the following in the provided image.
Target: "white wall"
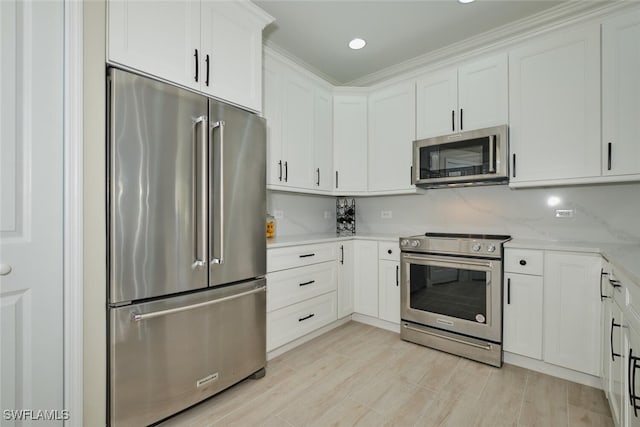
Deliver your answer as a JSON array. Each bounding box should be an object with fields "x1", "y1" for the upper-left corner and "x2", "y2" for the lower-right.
[
  {"x1": 270, "y1": 183, "x2": 640, "y2": 243},
  {"x1": 267, "y1": 191, "x2": 336, "y2": 236}
]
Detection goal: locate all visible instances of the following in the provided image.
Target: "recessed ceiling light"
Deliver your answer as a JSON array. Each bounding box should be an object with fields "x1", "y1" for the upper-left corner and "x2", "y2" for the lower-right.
[
  {"x1": 348, "y1": 38, "x2": 366, "y2": 50},
  {"x1": 458, "y1": 0, "x2": 475, "y2": 3}
]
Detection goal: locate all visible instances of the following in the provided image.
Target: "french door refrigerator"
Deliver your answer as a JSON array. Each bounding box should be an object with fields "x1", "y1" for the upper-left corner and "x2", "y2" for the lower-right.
[{"x1": 107, "y1": 68, "x2": 266, "y2": 427}]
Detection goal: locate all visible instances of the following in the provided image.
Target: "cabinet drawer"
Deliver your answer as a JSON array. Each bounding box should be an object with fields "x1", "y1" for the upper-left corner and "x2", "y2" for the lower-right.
[
  {"x1": 267, "y1": 242, "x2": 338, "y2": 272},
  {"x1": 504, "y1": 249, "x2": 543, "y2": 275},
  {"x1": 267, "y1": 261, "x2": 337, "y2": 312},
  {"x1": 267, "y1": 292, "x2": 337, "y2": 351},
  {"x1": 378, "y1": 241, "x2": 400, "y2": 261}
]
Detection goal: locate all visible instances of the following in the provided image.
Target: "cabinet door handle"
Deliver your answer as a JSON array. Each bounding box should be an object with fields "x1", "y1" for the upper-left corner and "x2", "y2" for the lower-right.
[
  {"x1": 316, "y1": 168, "x2": 320, "y2": 186},
  {"x1": 284, "y1": 161, "x2": 288, "y2": 182},
  {"x1": 335, "y1": 171, "x2": 339, "y2": 189},
  {"x1": 507, "y1": 278, "x2": 511, "y2": 305},
  {"x1": 299, "y1": 280, "x2": 315, "y2": 287},
  {"x1": 451, "y1": 110, "x2": 455, "y2": 132},
  {"x1": 205, "y1": 54, "x2": 210, "y2": 87},
  {"x1": 610, "y1": 279, "x2": 622, "y2": 288},
  {"x1": 278, "y1": 160, "x2": 282, "y2": 181},
  {"x1": 611, "y1": 318, "x2": 621, "y2": 361},
  {"x1": 194, "y1": 49, "x2": 199, "y2": 82},
  {"x1": 512, "y1": 153, "x2": 517, "y2": 178},
  {"x1": 298, "y1": 313, "x2": 315, "y2": 322},
  {"x1": 396, "y1": 265, "x2": 399, "y2": 287},
  {"x1": 608, "y1": 142, "x2": 612, "y2": 171},
  {"x1": 600, "y1": 269, "x2": 610, "y2": 301},
  {"x1": 629, "y1": 348, "x2": 640, "y2": 417},
  {"x1": 460, "y1": 108, "x2": 463, "y2": 130},
  {"x1": 340, "y1": 245, "x2": 344, "y2": 265}
]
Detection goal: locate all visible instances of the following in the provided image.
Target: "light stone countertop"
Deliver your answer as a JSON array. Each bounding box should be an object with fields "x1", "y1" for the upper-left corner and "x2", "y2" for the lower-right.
[
  {"x1": 266, "y1": 233, "x2": 401, "y2": 248},
  {"x1": 506, "y1": 238, "x2": 640, "y2": 287}
]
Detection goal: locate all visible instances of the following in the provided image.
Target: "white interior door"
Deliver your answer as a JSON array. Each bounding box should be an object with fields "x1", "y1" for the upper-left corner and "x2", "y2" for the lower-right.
[{"x1": 1, "y1": 0, "x2": 64, "y2": 423}]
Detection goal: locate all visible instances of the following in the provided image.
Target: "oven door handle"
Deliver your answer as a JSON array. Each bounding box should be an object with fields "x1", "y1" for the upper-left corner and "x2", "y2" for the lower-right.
[
  {"x1": 402, "y1": 323, "x2": 493, "y2": 351},
  {"x1": 401, "y1": 254, "x2": 494, "y2": 270}
]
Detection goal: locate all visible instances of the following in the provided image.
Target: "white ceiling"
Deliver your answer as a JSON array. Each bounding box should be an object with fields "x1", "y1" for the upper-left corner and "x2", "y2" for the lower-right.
[{"x1": 253, "y1": 0, "x2": 566, "y2": 85}]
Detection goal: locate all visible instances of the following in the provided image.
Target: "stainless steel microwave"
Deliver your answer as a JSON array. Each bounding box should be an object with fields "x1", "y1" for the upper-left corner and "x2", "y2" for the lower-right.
[{"x1": 412, "y1": 125, "x2": 509, "y2": 188}]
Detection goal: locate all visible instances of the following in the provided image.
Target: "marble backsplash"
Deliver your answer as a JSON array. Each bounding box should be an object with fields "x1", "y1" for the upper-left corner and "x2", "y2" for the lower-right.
[{"x1": 268, "y1": 182, "x2": 640, "y2": 243}]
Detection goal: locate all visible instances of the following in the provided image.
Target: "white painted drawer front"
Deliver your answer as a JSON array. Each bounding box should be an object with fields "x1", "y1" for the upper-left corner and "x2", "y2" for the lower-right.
[
  {"x1": 267, "y1": 242, "x2": 338, "y2": 272},
  {"x1": 378, "y1": 242, "x2": 400, "y2": 261},
  {"x1": 505, "y1": 249, "x2": 543, "y2": 276},
  {"x1": 267, "y1": 292, "x2": 337, "y2": 351},
  {"x1": 267, "y1": 261, "x2": 338, "y2": 312}
]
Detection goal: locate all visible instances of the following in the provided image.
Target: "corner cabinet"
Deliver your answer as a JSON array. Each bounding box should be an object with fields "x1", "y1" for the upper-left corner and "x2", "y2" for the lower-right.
[
  {"x1": 416, "y1": 53, "x2": 507, "y2": 139},
  {"x1": 508, "y1": 24, "x2": 601, "y2": 184},
  {"x1": 602, "y1": 9, "x2": 640, "y2": 178},
  {"x1": 333, "y1": 94, "x2": 368, "y2": 194},
  {"x1": 108, "y1": 0, "x2": 272, "y2": 112},
  {"x1": 367, "y1": 82, "x2": 415, "y2": 193}
]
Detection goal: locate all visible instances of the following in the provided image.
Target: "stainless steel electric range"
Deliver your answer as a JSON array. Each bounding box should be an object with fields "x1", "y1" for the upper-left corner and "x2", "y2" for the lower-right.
[{"x1": 399, "y1": 233, "x2": 511, "y2": 367}]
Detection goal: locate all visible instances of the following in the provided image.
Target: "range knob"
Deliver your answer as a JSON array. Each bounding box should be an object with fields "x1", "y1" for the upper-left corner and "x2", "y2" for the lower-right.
[
  {"x1": 411, "y1": 240, "x2": 420, "y2": 248},
  {"x1": 487, "y1": 244, "x2": 496, "y2": 253},
  {"x1": 400, "y1": 239, "x2": 410, "y2": 247},
  {"x1": 471, "y1": 243, "x2": 482, "y2": 252}
]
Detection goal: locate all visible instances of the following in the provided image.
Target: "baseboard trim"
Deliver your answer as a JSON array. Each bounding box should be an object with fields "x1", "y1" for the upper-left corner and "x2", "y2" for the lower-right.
[
  {"x1": 504, "y1": 352, "x2": 603, "y2": 389},
  {"x1": 351, "y1": 313, "x2": 401, "y2": 333}
]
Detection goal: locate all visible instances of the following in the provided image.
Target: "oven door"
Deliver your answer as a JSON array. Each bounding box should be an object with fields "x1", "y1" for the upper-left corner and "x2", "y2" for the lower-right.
[{"x1": 400, "y1": 252, "x2": 502, "y2": 343}]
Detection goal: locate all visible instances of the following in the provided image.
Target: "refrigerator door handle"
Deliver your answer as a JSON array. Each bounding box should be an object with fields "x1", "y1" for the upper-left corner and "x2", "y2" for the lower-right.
[
  {"x1": 210, "y1": 120, "x2": 225, "y2": 265},
  {"x1": 193, "y1": 115, "x2": 208, "y2": 268},
  {"x1": 130, "y1": 285, "x2": 266, "y2": 321}
]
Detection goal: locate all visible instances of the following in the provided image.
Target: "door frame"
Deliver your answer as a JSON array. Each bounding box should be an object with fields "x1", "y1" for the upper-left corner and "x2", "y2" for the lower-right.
[{"x1": 63, "y1": 0, "x2": 84, "y2": 425}]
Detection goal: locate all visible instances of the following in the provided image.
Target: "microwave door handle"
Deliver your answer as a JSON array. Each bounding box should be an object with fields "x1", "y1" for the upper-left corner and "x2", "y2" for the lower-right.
[
  {"x1": 210, "y1": 120, "x2": 225, "y2": 265},
  {"x1": 489, "y1": 135, "x2": 495, "y2": 173}
]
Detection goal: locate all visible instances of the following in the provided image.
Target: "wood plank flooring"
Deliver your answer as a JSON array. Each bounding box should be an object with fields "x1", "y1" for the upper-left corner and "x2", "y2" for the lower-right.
[{"x1": 159, "y1": 321, "x2": 613, "y2": 427}]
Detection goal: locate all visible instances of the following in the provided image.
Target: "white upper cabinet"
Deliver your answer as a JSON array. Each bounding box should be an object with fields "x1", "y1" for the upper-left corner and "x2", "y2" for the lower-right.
[
  {"x1": 416, "y1": 69, "x2": 457, "y2": 139},
  {"x1": 314, "y1": 88, "x2": 333, "y2": 191},
  {"x1": 602, "y1": 9, "x2": 640, "y2": 177},
  {"x1": 108, "y1": 0, "x2": 272, "y2": 111},
  {"x1": 333, "y1": 94, "x2": 368, "y2": 194},
  {"x1": 509, "y1": 24, "x2": 601, "y2": 184},
  {"x1": 263, "y1": 52, "x2": 333, "y2": 192},
  {"x1": 457, "y1": 54, "x2": 508, "y2": 132},
  {"x1": 416, "y1": 53, "x2": 507, "y2": 139},
  {"x1": 368, "y1": 82, "x2": 416, "y2": 193}
]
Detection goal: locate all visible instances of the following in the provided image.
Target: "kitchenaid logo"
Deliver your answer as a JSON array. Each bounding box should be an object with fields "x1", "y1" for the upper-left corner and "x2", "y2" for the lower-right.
[{"x1": 3, "y1": 409, "x2": 70, "y2": 421}]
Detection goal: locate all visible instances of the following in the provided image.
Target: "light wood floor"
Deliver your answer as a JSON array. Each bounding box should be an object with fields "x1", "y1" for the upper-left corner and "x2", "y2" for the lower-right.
[{"x1": 160, "y1": 321, "x2": 613, "y2": 427}]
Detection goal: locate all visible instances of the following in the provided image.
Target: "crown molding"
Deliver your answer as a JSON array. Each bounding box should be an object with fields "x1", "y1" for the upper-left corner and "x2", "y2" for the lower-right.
[
  {"x1": 345, "y1": 1, "x2": 634, "y2": 87},
  {"x1": 263, "y1": 41, "x2": 342, "y2": 86}
]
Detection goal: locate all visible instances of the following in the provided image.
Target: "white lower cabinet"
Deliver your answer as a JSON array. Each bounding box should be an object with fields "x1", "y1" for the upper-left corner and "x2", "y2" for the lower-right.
[
  {"x1": 543, "y1": 252, "x2": 602, "y2": 376},
  {"x1": 266, "y1": 243, "x2": 338, "y2": 352},
  {"x1": 503, "y1": 272, "x2": 543, "y2": 359},
  {"x1": 378, "y1": 242, "x2": 400, "y2": 324},
  {"x1": 353, "y1": 240, "x2": 379, "y2": 317},
  {"x1": 337, "y1": 241, "x2": 355, "y2": 318}
]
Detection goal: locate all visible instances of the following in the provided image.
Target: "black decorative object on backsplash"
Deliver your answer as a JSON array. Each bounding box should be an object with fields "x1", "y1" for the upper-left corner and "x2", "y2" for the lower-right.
[{"x1": 336, "y1": 198, "x2": 355, "y2": 235}]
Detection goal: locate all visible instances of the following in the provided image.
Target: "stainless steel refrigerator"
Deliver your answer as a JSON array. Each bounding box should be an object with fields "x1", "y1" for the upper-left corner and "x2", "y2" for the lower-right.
[{"x1": 107, "y1": 68, "x2": 267, "y2": 427}]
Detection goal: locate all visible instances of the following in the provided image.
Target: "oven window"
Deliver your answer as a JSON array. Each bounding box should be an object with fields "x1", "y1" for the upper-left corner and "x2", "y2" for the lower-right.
[
  {"x1": 420, "y1": 137, "x2": 492, "y2": 179},
  {"x1": 409, "y1": 263, "x2": 487, "y2": 323}
]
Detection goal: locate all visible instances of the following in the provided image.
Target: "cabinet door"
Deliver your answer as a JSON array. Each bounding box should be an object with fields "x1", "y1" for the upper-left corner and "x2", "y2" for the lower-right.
[
  {"x1": 378, "y1": 260, "x2": 400, "y2": 324},
  {"x1": 503, "y1": 273, "x2": 543, "y2": 359},
  {"x1": 333, "y1": 95, "x2": 368, "y2": 193},
  {"x1": 368, "y1": 82, "x2": 415, "y2": 192},
  {"x1": 263, "y1": 55, "x2": 284, "y2": 186},
  {"x1": 200, "y1": 1, "x2": 264, "y2": 111},
  {"x1": 337, "y1": 242, "x2": 354, "y2": 318},
  {"x1": 602, "y1": 9, "x2": 640, "y2": 177},
  {"x1": 108, "y1": 1, "x2": 200, "y2": 91},
  {"x1": 416, "y1": 69, "x2": 458, "y2": 139},
  {"x1": 458, "y1": 53, "x2": 508, "y2": 132},
  {"x1": 353, "y1": 240, "x2": 378, "y2": 317},
  {"x1": 543, "y1": 252, "x2": 602, "y2": 376},
  {"x1": 314, "y1": 88, "x2": 333, "y2": 192},
  {"x1": 281, "y1": 73, "x2": 314, "y2": 189},
  {"x1": 509, "y1": 24, "x2": 601, "y2": 183}
]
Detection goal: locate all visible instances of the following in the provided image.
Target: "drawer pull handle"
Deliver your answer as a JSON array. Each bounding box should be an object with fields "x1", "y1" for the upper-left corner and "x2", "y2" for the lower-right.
[
  {"x1": 299, "y1": 280, "x2": 315, "y2": 287},
  {"x1": 299, "y1": 253, "x2": 315, "y2": 258},
  {"x1": 519, "y1": 259, "x2": 527, "y2": 266},
  {"x1": 610, "y1": 279, "x2": 621, "y2": 288},
  {"x1": 298, "y1": 313, "x2": 315, "y2": 322}
]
